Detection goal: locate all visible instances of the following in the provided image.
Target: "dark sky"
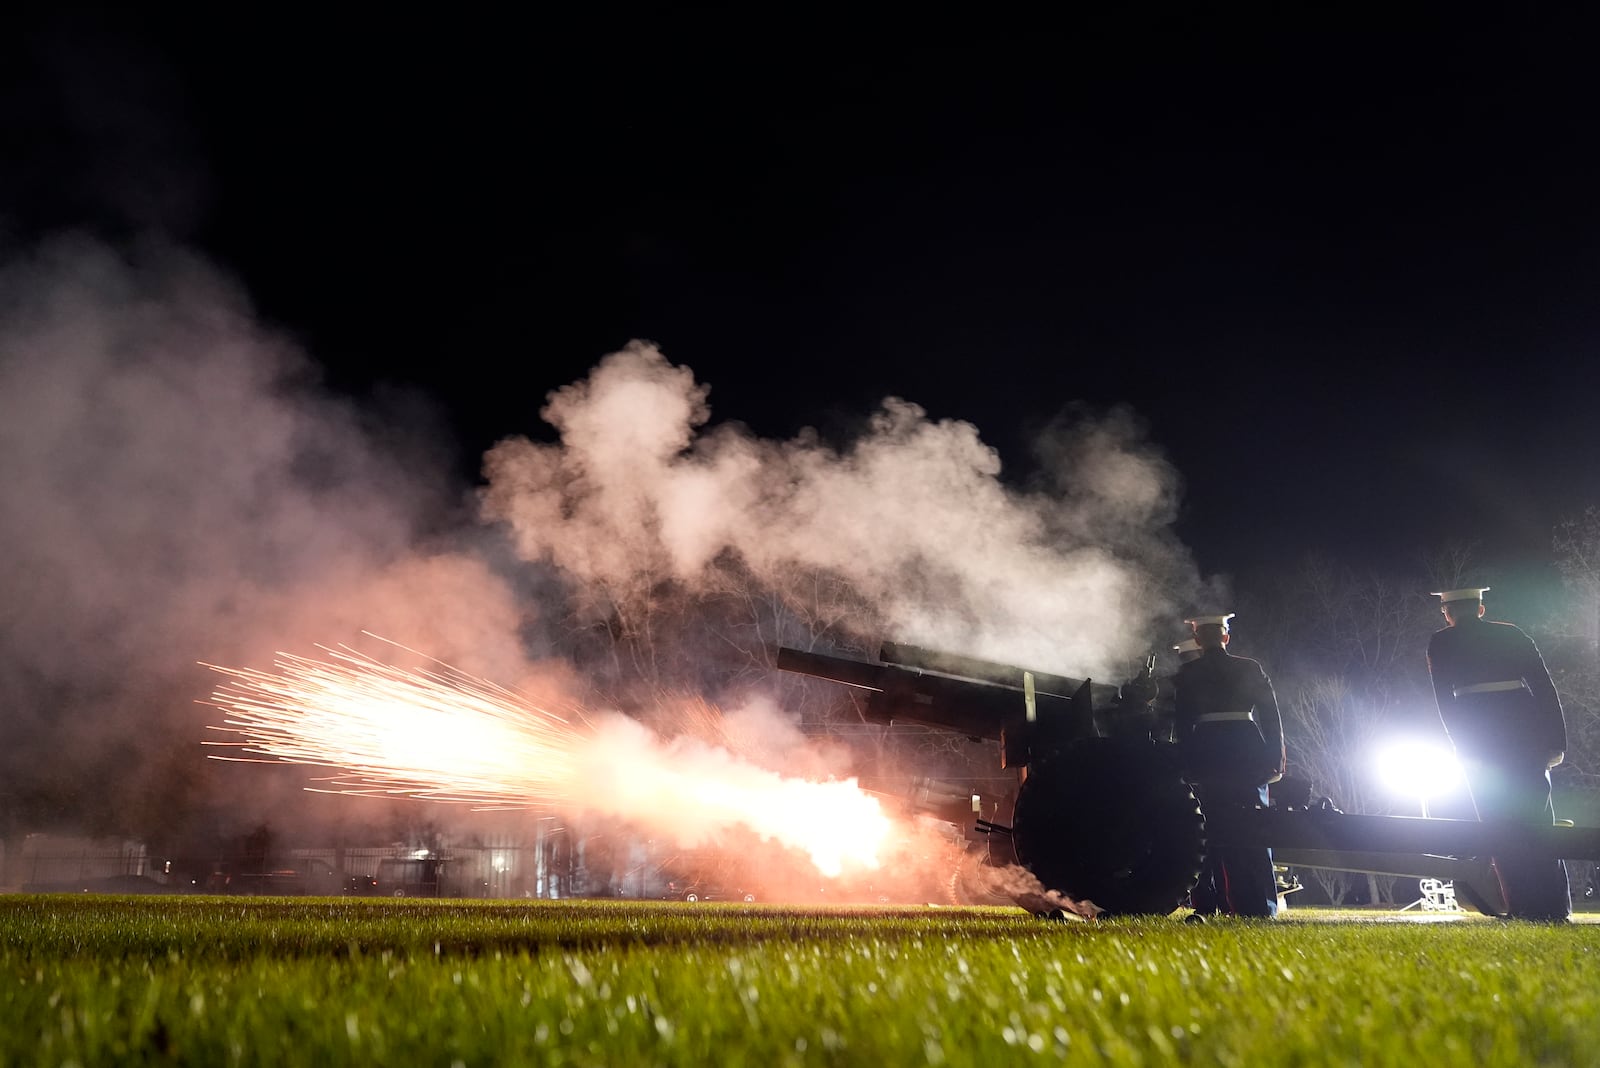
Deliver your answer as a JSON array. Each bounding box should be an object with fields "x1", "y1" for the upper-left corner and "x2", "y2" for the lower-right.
[{"x1": 6, "y1": 11, "x2": 1599, "y2": 582}]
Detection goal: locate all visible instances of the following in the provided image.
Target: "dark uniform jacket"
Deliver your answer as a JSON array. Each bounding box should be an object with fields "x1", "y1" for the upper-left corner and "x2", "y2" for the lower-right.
[
  {"x1": 1174, "y1": 649, "x2": 1286, "y2": 786},
  {"x1": 1427, "y1": 619, "x2": 1566, "y2": 767}
]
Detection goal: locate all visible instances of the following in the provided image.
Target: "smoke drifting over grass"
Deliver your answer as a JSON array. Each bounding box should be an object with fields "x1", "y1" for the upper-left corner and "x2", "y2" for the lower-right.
[{"x1": 481, "y1": 341, "x2": 1193, "y2": 678}]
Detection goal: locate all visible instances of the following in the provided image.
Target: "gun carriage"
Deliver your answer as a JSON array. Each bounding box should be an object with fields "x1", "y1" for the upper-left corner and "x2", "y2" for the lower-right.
[{"x1": 778, "y1": 642, "x2": 1600, "y2": 917}]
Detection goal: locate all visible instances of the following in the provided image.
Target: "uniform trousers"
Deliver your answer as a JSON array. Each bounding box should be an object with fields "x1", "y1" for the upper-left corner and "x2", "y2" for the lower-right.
[
  {"x1": 1190, "y1": 781, "x2": 1277, "y2": 918},
  {"x1": 1456, "y1": 754, "x2": 1571, "y2": 921}
]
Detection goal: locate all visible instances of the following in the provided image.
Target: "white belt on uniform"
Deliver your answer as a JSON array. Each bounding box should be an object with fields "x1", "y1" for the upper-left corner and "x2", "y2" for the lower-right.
[
  {"x1": 1451, "y1": 680, "x2": 1528, "y2": 697},
  {"x1": 1196, "y1": 711, "x2": 1255, "y2": 723}
]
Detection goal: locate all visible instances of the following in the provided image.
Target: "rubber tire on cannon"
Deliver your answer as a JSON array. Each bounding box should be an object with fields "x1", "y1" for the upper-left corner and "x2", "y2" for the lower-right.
[{"x1": 1010, "y1": 737, "x2": 1206, "y2": 917}]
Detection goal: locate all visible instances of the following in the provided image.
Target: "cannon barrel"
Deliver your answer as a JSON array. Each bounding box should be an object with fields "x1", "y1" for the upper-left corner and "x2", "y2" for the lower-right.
[
  {"x1": 775, "y1": 645, "x2": 1101, "y2": 744},
  {"x1": 876, "y1": 642, "x2": 1120, "y2": 703},
  {"x1": 774, "y1": 647, "x2": 896, "y2": 693}
]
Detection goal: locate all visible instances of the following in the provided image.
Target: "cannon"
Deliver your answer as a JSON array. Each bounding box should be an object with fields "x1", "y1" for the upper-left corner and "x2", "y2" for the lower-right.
[{"x1": 778, "y1": 642, "x2": 1600, "y2": 917}]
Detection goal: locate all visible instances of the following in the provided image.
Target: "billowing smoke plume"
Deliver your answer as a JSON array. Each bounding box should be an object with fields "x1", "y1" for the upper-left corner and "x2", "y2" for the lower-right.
[
  {"x1": 480, "y1": 341, "x2": 1192, "y2": 679},
  {"x1": 0, "y1": 238, "x2": 528, "y2": 840},
  {"x1": 0, "y1": 238, "x2": 529, "y2": 677},
  {"x1": 0, "y1": 238, "x2": 1200, "y2": 904}
]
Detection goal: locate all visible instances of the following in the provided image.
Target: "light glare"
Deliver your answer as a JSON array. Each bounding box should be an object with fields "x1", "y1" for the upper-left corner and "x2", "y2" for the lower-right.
[{"x1": 1375, "y1": 739, "x2": 1463, "y2": 804}]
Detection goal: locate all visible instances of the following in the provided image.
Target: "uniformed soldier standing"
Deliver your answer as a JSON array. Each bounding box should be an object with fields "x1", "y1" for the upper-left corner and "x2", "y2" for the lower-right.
[
  {"x1": 1147, "y1": 639, "x2": 1205, "y2": 744},
  {"x1": 1426, "y1": 587, "x2": 1571, "y2": 921},
  {"x1": 1175, "y1": 613, "x2": 1286, "y2": 918}
]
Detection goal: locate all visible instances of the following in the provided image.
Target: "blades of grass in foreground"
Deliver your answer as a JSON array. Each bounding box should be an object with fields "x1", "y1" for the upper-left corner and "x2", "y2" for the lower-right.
[{"x1": 1, "y1": 897, "x2": 1592, "y2": 1066}]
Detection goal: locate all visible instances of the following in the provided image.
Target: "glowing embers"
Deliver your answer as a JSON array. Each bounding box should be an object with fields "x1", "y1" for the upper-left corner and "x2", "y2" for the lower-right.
[{"x1": 202, "y1": 635, "x2": 889, "y2": 877}]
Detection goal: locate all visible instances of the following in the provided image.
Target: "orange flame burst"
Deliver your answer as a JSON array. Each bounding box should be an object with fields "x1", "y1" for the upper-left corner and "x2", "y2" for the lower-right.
[
  {"x1": 202, "y1": 636, "x2": 890, "y2": 876},
  {"x1": 577, "y1": 713, "x2": 891, "y2": 877}
]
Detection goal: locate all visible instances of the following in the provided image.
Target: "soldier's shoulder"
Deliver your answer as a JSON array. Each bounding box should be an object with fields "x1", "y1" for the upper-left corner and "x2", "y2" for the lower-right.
[
  {"x1": 1485, "y1": 619, "x2": 1540, "y2": 646},
  {"x1": 1226, "y1": 652, "x2": 1270, "y2": 675},
  {"x1": 1175, "y1": 654, "x2": 1222, "y2": 685}
]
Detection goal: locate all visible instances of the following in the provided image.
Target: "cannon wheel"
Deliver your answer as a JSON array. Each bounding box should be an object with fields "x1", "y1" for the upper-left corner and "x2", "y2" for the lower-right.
[{"x1": 1011, "y1": 737, "x2": 1205, "y2": 917}]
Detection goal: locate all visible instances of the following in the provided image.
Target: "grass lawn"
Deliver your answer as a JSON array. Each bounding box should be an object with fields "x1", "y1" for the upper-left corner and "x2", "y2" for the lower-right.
[{"x1": 2, "y1": 895, "x2": 1594, "y2": 1066}]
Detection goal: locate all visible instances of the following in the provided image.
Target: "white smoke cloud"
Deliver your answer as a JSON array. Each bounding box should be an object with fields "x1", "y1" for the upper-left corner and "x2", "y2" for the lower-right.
[
  {"x1": 482, "y1": 341, "x2": 1194, "y2": 679},
  {"x1": 961, "y1": 862, "x2": 1100, "y2": 920}
]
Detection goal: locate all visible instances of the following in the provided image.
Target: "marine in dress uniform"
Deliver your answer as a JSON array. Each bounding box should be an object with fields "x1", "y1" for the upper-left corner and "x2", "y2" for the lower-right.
[
  {"x1": 1148, "y1": 638, "x2": 1204, "y2": 743},
  {"x1": 1426, "y1": 587, "x2": 1571, "y2": 921},
  {"x1": 1175, "y1": 613, "x2": 1286, "y2": 918}
]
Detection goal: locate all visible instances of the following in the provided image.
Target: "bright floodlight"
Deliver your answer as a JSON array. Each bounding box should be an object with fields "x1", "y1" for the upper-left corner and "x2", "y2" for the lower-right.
[{"x1": 1375, "y1": 740, "x2": 1463, "y2": 803}]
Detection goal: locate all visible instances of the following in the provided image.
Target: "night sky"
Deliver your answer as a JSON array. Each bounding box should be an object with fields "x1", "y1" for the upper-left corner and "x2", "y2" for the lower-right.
[{"x1": 6, "y1": 11, "x2": 1598, "y2": 584}]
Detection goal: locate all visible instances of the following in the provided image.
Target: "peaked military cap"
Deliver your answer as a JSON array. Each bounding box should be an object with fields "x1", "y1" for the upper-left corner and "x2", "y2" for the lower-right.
[{"x1": 1431, "y1": 587, "x2": 1490, "y2": 604}]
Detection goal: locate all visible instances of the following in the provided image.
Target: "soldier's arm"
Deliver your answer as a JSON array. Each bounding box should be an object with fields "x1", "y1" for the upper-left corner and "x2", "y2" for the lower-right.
[
  {"x1": 1173, "y1": 665, "x2": 1195, "y2": 734},
  {"x1": 1255, "y1": 666, "x2": 1287, "y2": 782},
  {"x1": 1518, "y1": 631, "x2": 1568, "y2": 763},
  {"x1": 1425, "y1": 639, "x2": 1452, "y2": 724},
  {"x1": 1152, "y1": 680, "x2": 1178, "y2": 743}
]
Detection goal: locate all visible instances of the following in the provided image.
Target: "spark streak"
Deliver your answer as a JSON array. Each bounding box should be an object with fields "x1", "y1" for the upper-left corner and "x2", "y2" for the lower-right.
[
  {"x1": 202, "y1": 636, "x2": 890, "y2": 875},
  {"x1": 203, "y1": 638, "x2": 584, "y2": 807}
]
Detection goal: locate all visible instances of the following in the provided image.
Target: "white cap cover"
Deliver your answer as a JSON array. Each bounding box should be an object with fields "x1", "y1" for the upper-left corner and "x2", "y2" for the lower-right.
[
  {"x1": 1431, "y1": 587, "x2": 1490, "y2": 604},
  {"x1": 1184, "y1": 613, "x2": 1235, "y2": 628}
]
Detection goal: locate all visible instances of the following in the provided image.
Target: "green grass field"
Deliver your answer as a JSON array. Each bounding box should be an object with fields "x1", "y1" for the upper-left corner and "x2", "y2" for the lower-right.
[{"x1": 2, "y1": 896, "x2": 1594, "y2": 1066}]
